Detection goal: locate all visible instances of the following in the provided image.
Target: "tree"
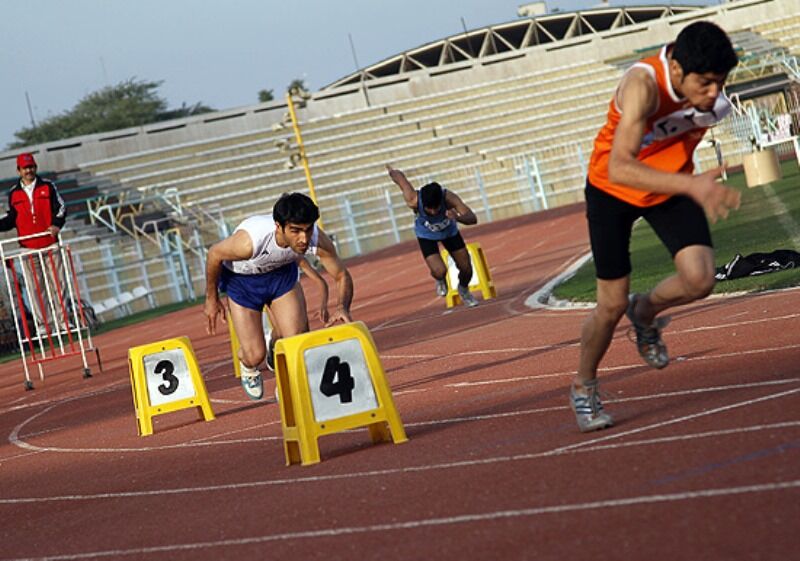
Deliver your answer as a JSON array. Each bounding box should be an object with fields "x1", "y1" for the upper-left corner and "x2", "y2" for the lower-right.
[
  {"x1": 9, "y1": 78, "x2": 214, "y2": 149},
  {"x1": 258, "y1": 89, "x2": 274, "y2": 103},
  {"x1": 287, "y1": 79, "x2": 308, "y2": 94}
]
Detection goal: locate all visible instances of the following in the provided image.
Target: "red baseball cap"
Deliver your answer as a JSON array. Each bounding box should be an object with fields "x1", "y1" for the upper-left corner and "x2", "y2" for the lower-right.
[{"x1": 16, "y1": 153, "x2": 37, "y2": 168}]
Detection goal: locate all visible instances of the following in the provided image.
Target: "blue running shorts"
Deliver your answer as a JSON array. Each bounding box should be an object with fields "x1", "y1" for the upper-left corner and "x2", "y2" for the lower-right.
[{"x1": 219, "y1": 262, "x2": 299, "y2": 311}]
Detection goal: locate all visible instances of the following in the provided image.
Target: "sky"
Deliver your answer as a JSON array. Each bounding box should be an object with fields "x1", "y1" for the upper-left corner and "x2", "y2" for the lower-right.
[{"x1": 0, "y1": 0, "x2": 717, "y2": 149}]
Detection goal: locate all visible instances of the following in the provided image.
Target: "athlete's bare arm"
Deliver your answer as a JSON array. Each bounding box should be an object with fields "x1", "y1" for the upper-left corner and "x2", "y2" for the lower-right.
[
  {"x1": 204, "y1": 230, "x2": 253, "y2": 335},
  {"x1": 315, "y1": 230, "x2": 353, "y2": 326},
  {"x1": 610, "y1": 68, "x2": 740, "y2": 222},
  {"x1": 298, "y1": 256, "x2": 329, "y2": 324},
  {"x1": 386, "y1": 164, "x2": 418, "y2": 210},
  {"x1": 444, "y1": 190, "x2": 478, "y2": 225}
]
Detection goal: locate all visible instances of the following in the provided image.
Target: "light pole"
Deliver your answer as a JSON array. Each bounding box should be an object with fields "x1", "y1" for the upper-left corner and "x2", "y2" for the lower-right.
[{"x1": 284, "y1": 88, "x2": 324, "y2": 230}]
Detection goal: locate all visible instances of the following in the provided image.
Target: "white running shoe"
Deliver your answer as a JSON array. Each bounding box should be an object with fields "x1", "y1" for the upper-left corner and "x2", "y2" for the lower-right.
[
  {"x1": 239, "y1": 362, "x2": 264, "y2": 401},
  {"x1": 457, "y1": 284, "x2": 479, "y2": 307},
  {"x1": 435, "y1": 279, "x2": 447, "y2": 297}
]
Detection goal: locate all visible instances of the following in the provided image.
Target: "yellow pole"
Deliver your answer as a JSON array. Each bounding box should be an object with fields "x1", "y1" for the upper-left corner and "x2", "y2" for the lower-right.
[{"x1": 285, "y1": 92, "x2": 324, "y2": 230}]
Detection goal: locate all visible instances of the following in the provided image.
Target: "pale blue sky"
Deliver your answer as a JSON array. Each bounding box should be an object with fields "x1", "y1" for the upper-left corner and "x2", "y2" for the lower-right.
[{"x1": 0, "y1": 0, "x2": 715, "y2": 149}]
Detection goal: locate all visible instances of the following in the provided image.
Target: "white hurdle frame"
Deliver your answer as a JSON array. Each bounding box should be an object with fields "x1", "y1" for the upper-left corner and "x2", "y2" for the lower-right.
[{"x1": 0, "y1": 232, "x2": 101, "y2": 390}]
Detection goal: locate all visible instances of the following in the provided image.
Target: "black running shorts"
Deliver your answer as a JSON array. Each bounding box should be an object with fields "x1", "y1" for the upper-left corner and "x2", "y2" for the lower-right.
[
  {"x1": 585, "y1": 180, "x2": 712, "y2": 280},
  {"x1": 417, "y1": 231, "x2": 467, "y2": 258}
]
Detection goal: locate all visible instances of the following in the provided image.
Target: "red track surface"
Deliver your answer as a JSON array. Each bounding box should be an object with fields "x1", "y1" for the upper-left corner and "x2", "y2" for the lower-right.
[{"x1": 1, "y1": 203, "x2": 798, "y2": 560}]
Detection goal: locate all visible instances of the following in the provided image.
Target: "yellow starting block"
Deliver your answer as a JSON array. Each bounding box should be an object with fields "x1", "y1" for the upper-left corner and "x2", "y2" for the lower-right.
[
  {"x1": 441, "y1": 241, "x2": 496, "y2": 308},
  {"x1": 228, "y1": 307, "x2": 272, "y2": 378},
  {"x1": 274, "y1": 321, "x2": 407, "y2": 466},
  {"x1": 128, "y1": 336, "x2": 215, "y2": 436}
]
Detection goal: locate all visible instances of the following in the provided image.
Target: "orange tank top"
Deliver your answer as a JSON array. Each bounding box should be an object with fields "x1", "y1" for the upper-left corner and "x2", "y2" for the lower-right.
[{"x1": 587, "y1": 45, "x2": 731, "y2": 207}]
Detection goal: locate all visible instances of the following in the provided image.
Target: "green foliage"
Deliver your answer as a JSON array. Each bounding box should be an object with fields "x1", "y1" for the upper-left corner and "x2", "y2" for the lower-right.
[
  {"x1": 258, "y1": 89, "x2": 275, "y2": 102},
  {"x1": 9, "y1": 79, "x2": 213, "y2": 149},
  {"x1": 552, "y1": 160, "x2": 800, "y2": 302},
  {"x1": 287, "y1": 78, "x2": 308, "y2": 94}
]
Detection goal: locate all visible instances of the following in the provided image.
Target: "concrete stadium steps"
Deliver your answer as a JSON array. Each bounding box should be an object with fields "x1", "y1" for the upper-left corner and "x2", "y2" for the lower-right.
[
  {"x1": 395, "y1": 64, "x2": 615, "y2": 127},
  {"x1": 752, "y1": 16, "x2": 800, "y2": 54},
  {"x1": 79, "y1": 128, "x2": 275, "y2": 175}
]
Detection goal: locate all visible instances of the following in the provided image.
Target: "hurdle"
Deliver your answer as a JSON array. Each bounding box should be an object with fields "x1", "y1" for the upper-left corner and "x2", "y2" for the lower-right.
[{"x1": 0, "y1": 232, "x2": 102, "y2": 390}]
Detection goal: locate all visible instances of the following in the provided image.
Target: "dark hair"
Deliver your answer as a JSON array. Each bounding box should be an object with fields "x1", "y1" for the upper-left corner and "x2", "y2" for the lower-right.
[
  {"x1": 672, "y1": 21, "x2": 738, "y2": 75},
  {"x1": 420, "y1": 182, "x2": 444, "y2": 209},
  {"x1": 272, "y1": 192, "x2": 320, "y2": 226}
]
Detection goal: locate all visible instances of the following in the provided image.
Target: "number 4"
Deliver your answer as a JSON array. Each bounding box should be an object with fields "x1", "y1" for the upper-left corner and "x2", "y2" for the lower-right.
[{"x1": 319, "y1": 356, "x2": 355, "y2": 403}]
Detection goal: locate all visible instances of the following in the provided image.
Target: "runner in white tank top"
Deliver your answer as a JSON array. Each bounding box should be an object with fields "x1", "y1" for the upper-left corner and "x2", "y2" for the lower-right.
[{"x1": 204, "y1": 193, "x2": 354, "y2": 401}]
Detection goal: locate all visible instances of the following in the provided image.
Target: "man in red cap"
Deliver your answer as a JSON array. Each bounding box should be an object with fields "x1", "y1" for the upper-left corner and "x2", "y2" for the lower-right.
[{"x1": 1, "y1": 153, "x2": 68, "y2": 333}]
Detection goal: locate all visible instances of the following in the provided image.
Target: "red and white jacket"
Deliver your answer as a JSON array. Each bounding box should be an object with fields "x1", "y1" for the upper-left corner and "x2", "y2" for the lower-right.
[{"x1": 0, "y1": 177, "x2": 67, "y2": 249}]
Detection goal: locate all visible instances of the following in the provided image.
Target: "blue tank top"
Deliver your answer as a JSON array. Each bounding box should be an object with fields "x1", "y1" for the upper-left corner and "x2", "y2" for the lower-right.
[{"x1": 414, "y1": 188, "x2": 458, "y2": 240}]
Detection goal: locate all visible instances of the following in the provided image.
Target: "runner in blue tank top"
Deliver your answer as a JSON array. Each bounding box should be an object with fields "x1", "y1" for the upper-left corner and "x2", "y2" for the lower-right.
[{"x1": 387, "y1": 165, "x2": 479, "y2": 307}]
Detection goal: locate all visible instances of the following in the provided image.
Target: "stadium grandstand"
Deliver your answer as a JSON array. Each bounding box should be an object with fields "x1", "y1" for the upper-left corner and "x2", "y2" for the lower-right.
[{"x1": 0, "y1": 0, "x2": 797, "y2": 328}]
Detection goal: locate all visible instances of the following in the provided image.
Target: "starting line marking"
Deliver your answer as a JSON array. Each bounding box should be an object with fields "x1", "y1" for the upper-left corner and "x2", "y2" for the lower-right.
[{"x1": 4, "y1": 479, "x2": 800, "y2": 560}]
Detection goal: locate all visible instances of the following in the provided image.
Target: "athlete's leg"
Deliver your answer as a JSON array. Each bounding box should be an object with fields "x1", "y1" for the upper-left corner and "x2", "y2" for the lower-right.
[
  {"x1": 416, "y1": 237, "x2": 445, "y2": 280},
  {"x1": 630, "y1": 245, "x2": 715, "y2": 324},
  {"x1": 228, "y1": 299, "x2": 268, "y2": 369},
  {"x1": 576, "y1": 276, "x2": 630, "y2": 386},
  {"x1": 442, "y1": 233, "x2": 472, "y2": 288},
  {"x1": 633, "y1": 195, "x2": 715, "y2": 324},
  {"x1": 268, "y1": 282, "x2": 310, "y2": 339}
]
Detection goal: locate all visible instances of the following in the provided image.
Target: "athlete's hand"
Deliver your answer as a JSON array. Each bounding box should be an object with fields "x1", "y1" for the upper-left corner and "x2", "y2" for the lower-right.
[
  {"x1": 324, "y1": 307, "x2": 351, "y2": 327},
  {"x1": 445, "y1": 208, "x2": 458, "y2": 221},
  {"x1": 204, "y1": 297, "x2": 226, "y2": 335},
  {"x1": 386, "y1": 164, "x2": 405, "y2": 183},
  {"x1": 689, "y1": 165, "x2": 741, "y2": 223}
]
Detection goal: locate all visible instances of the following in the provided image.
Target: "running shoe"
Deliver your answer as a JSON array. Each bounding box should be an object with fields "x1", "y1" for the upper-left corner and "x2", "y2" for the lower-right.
[
  {"x1": 240, "y1": 363, "x2": 264, "y2": 401},
  {"x1": 435, "y1": 278, "x2": 448, "y2": 297},
  {"x1": 626, "y1": 293, "x2": 670, "y2": 369},
  {"x1": 570, "y1": 379, "x2": 614, "y2": 433},
  {"x1": 458, "y1": 284, "x2": 479, "y2": 307}
]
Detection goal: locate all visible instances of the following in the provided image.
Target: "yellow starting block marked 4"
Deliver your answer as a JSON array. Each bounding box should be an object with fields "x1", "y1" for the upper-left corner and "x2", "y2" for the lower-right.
[
  {"x1": 128, "y1": 336, "x2": 215, "y2": 436},
  {"x1": 274, "y1": 321, "x2": 407, "y2": 466},
  {"x1": 228, "y1": 307, "x2": 272, "y2": 378},
  {"x1": 441, "y1": 241, "x2": 497, "y2": 308}
]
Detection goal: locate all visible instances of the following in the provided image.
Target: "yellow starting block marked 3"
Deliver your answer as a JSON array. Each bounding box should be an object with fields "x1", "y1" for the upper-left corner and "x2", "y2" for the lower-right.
[
  {"x1": 441, "y1": 241, "x2": 497, "y2": 308},
  {"x1": 128, "y1": 336, "x2": 215, "y2": 436},
  {"x1": 228, "y1": 307, "x2": 272, "y2": 378},
  {"x1": 274, "y1": 321, "x2": 407, "y2": 466}
]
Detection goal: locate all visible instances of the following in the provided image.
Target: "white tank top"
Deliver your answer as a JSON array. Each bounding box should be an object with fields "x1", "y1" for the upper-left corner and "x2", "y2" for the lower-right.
[{"x1": 223, "y1": 215, "x2": 319, "y2": 275}]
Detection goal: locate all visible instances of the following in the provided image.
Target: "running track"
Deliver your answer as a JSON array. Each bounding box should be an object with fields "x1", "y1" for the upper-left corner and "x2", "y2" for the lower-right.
[{"x1": 0, "y1": 203, "x2": 798, "y2": 560}]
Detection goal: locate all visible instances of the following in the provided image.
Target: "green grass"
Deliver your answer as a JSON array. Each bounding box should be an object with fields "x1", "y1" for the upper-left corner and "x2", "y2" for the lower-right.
[{"x1": 553, "y1": 160, "x2": 800, "y2": 302}]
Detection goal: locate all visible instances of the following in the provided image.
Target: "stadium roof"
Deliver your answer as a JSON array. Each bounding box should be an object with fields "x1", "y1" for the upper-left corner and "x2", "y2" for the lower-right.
[{"x1": 323, "y1": 4, "x2": 703, "y2": 90}]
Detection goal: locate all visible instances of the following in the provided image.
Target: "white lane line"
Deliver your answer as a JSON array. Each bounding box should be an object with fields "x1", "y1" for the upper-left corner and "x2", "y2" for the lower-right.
[
  {"x1": 549, "y1": 387, "x2": 800, "y2": 455},
  {"x1": 0, "y1": 449, "x2": 45, "y2": 466},
  {"x1": 406, "y1": 379, "x2": 800, "y2": 428},
  {"x1": 393, "y1": 389, "x2": 428, "y2": 396},
  {"x1": 673, "y1": 313, "x2": 800, "y2": 335},
  {"x1": 6, "y1": 480, "x2": 800, "y2": 560},
  {"x1": 446, "y1": 344, "x2": 800, "y2": 388},
  {"x1": 382, "y1": 336, "x2": 800, "y2": 374},
  {"x1": 571, "y1": 420, "x2": 800, "y2": 454},
  {"x1": 2, "y1": 412, "x2": 797, "y2": 506},
  {"x1": 187, "y1": 422, "x2": 281, "y2": 444}
]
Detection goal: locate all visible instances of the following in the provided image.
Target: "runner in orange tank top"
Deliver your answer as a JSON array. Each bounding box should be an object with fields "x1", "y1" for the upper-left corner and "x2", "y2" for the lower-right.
[{"x1": 570, "y1": 21, "x2": 741, "y2": 433}]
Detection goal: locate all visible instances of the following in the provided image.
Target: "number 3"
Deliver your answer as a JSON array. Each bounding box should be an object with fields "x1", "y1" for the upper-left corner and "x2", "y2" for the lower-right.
[{"x1": 155, "y1": 360, "x2": 179, "y2": 395}]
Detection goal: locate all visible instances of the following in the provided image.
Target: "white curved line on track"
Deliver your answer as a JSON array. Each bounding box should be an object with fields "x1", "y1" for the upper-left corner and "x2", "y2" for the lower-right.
[{"x1": 1, "y1": 385, "x2": 797, "y2": 506}]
